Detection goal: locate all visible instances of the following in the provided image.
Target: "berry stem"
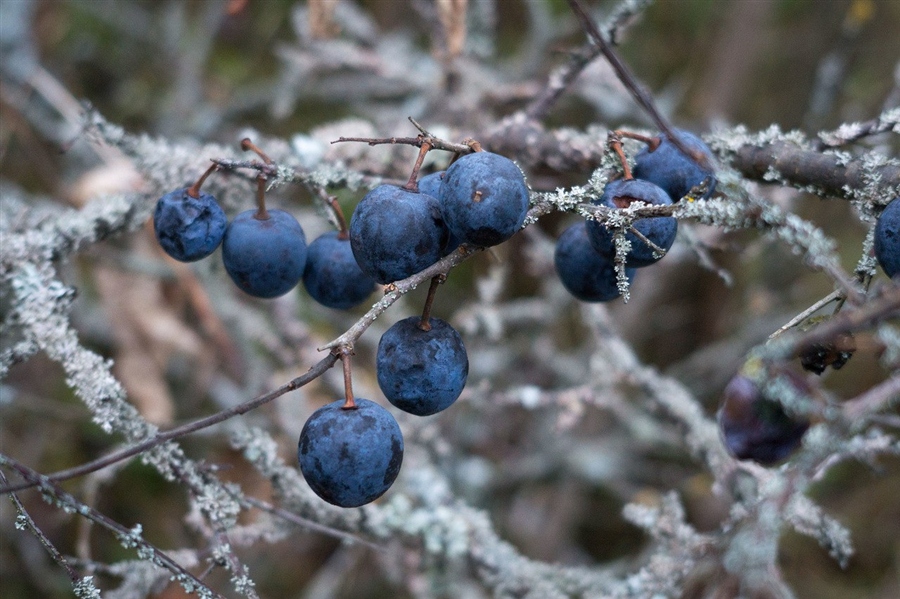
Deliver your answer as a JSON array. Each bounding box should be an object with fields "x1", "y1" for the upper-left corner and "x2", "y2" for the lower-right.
[
  {"x1": 607, "y1": 133, "x2": 632, "y2": 180},
  {"x1": 241, "y1": 138, "x2": 274, "y2": 165},
  {"x1": 403, "y1": 139, "x2": 433, "y2": 192},
  {"x1": 329, "y1": 196, "x2": 349, "y2": 239},
  {"x1": 254, "y1": 175, "x2": 270, "y2": 220},
  {"x1": 340, "y1": 349, "x2": 356, "y2": 410},
  {"x1": 418, "y1": 275, "x2": 444, "y2": 331},
  {"x1": 614, "y1": 129, "x2": 661, "y2": 152},
  {"x1": 186, "y1": 162, "x2": 219, "y2": 199}
]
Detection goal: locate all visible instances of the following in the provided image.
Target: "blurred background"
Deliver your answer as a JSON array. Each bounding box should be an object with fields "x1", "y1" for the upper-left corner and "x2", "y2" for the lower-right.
[{"x1": 1, "y1": 1, "x2": 898, "y2": 597}]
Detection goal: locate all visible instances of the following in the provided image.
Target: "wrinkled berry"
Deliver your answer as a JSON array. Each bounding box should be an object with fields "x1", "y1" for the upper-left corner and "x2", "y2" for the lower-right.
[
  {"x1": 153, "y1": 188, "x2": 227, "y2": 262},
  {"x1": 303, "y1": 231, "x2": 376, "y2": 310},
  {"x1": 377, "y1": 316, "x2": 468, "y2": 416},
  {"x1": 350, "y1": 184, "x2": 449, "y2": 284},
  {"x1": 298, "y1": 398, "x2": 403, "y2": 507},
  {"x1": 222, "y1": 209, "x2": 307, "y2": 298},
  {"x1": 554, "y1": 222, "x2": 635, "y2": 302},
  {"x1": 419, "y1": 171, "x2": 460, "y2": 255},
  {"x1": 439, "y1": 152, "x2": 530, "y2": 247},
  {"x1": 586, "y1": 178, "x2": 676, "y2": 268}
]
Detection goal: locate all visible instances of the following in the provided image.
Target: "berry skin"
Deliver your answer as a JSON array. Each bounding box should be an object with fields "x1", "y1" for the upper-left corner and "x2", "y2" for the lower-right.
[
  {"x1": 222, "y1": 209, "x2": 308, "y2": 298},
  {"x1": 302, "y1": 231, "x2": 376, "y2": 310},
  {"x1": 438, "y1": 151, "x2": 530, "y2": 247},
  {"x1": 349, "y1": 184, "x2": 449, "y2": 284},
  {"x1": 298, "y1": 398, "x2": 403, "y2": 508},
  {"x1": 586, "y1": 178, "x2": 677, "y2": 268},
  {"x1": 554, "y1": 222, "x2": 635, "y2": 302},
  {"x1": 153, "y1": 188, "x2": 227, "y2": 262},
  {"x1": 419, "y1": 172, "x2": 461, "y2": 255},
  {"x1": 633, "y1": 129, "x2": 717, "y2": 201},
  {"x1": 874, "y1": 197, "x2": 900, "y2": 279},
  {"x1": 376, "y1": 316, "x2": 469, "y2": 416},
  {"x1": 717, "y1": 374, "x2": 810, "y2": 465}
]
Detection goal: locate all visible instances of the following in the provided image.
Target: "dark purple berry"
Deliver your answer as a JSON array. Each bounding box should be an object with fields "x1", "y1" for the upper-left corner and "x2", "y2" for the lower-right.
[
  {"x1": 298, "y1": 398, "x2": 403, "y2": 507},
  {"x1": 419, "y1": 171, "x2": 460, "y2": 255},
  {"x1": 303, "y1": 231, "x2": 376, "y2": 310},
  {"x1": 633, "y1": 129, "x2": 716, "y2": 201},
  {"x1": 717, "y1": 373, "x2": 810, "y2": 465},
  {"x1": 874, "y1": 197, "x2": 900, "y2": 279},
  {"x1": 586, "y1": 178, "x2": 676, "y2": 268},
  {"x1": 439, "y1": 152, "x2": 530, "y2": 247},
  {"x1": 222, "y1": 209, "x2": 307, "y2": 298},
  {"x1": 376, "y1": 316, "x2": 468, "y2": 416},
  {"x1": 349, "y1": 184, "x2": 449, "y2": 284},
  {"x1": 554, "y1": 222, "x2": 635, "y2": 302},
  {"x1": 153, "y1": 188, "x2": 227, "y2": 262}
]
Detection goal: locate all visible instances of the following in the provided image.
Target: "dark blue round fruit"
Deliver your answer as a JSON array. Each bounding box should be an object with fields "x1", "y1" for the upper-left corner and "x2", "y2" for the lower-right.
[
  {"x1": 298, "y1": 398, "x2": 403, "y2": 507},
  {"x1": 153, "y1": 188, "x2": 227, "y2": 262},
  {"x1": 633, "y1": 129, "x2": 717, "y2": 201},
  {"x1": 222, "y1": 209, "x2": 307, "y2": 298},
  {"x1": 438, "y1": 151, "x2": 530, "y2": 247},
  {"x1": 717, "y1": 374, "x2": 810, "y2": 465},
  {"x1": 349, "y1": 184, "x2": 449, "y2": 284},
  {"x1": 376, "y1": 316, "x2": 468, "y2": 416},
  {"x1": 302, "y1": 231, "x2": 376, "y2": 309},
  {"x1": 419, "y1": 172, "x2": 461, "y2": 256},
  {"x1": 874, "y1": 197, "x2": 900, "y2": 279},
  {"x1": 554, "y1": 222, "x2": 635, "y2": 302},
  {"x1": 586, "y1": 178, "x2": 677, "y2": 268}
]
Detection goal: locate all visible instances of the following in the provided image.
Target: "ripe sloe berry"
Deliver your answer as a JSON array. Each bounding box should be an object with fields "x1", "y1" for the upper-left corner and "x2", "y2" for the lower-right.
[
  {"x1": 439, "y1": 151, "x2": 530, "y2": 247},
  {"x1": 633, "y1": 129, "x2": 716, "y2": 201},
  {"x1": 555, "y1": 222, "x2": 635, "y2": 302},
  {"x1": 153, "y1": 188, "x2": 227, "y2": 262},
  {"x1": 419, "y1": 171, "x2": 460, "y2": 255},
  {"x1": 377, "y1": 316, "x2": 468, "y2": 416},
  {"x1": 298, "y1": 398, "x2": 403, "y2": 507},
  {"x1": 350, "y1": 184, "x2": 449, "y2": 284},
  {"x1": 586, "y1": 178, "x2": 676, "y2": 268},
  {"x1": 222, "y1": 209, "x2": 307, "y2": 298},
  {"x1": 303, "y1": 231, "x2": 376, "y2": 310},
  {"x1": 874, "y1": 196, "x2": 900, "y2": 279},
  {"x1": 717, "y1": 374, "x2": 809, "y2": 465}
]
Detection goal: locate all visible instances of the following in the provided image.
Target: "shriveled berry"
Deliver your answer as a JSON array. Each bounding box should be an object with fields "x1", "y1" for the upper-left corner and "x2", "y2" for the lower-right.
[
  {"x1": 874, "y1": 197, "x2": 900, "y2": 279},
  {"x1": 586, "y1": 178, "x2": 676, "y2": 268},
  {"x1": 554, "y1": 222, "x2": 635, "y2": 302},
  {"x1": 222, "y1": 209, "x2": 307, "y2": 298},
  {"x1": 153, "y1": 188, "x2": 227, "y2": 262},
  {"x1": 633, "y1": 129, "x2": 716, "y2": 201},
  {"x1": 439, "y1": 151, "x2": 529, "y2": 247},
  {"x1": 377, "y1": 316, "x2": 468, "y2": 416},
  {"x1": 298, "y1": 398, "x2": 403, "y2": 507},
  {"x1": 717, "y1": 373, "x2": 810, "y2": 465},
  {"x1": 419, "y1": 171, "x2": 460, "y2": 255},
  {"x1": 303, "y1": 231, "x2": 376, "y2": 310},
  {"x1": 349, "y1": 184, "x2": 449, "y2": 284}
]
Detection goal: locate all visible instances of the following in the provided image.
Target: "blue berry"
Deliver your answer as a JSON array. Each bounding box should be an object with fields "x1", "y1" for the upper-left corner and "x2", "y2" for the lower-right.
[
  {"x1": 349, "y1": 185, "x2": 449, "y2": 284},
  {"x1": 153, "y1": 188, "x2": 227, "y2": 262},
  {"x1": 376, "y1": 316, "x2": 468, "y2": 416},
  {"x1": 222, "y1": 209, "x2": 307, "y2": 298},
  {"x1": 298, "y1": 398, "x2": 403, "y2": 507},
  {"x1": 633, "y1": 129, "x2": 717, "y2": 201},
  {"x1": 303, "y1": 231, "x2": 376, "y2": 310},
  {"x1": 874, "y1": 197, "x2": 900, "y2": 279},
  {"x1": 554, "y1": 222, "x2": 635, "y2": 302},
  {"x1": 717, "y1": 374, "x2": 809, "y2": 465},
  {"x1": 586, "y1": 178, "x2": 676, "y2": 268},
  {"x1": 439, "y1": 151, "x2": 530, "y2": 247},
  {"x1": 419, "y1": 172, "x2": 461, "y2": 255}
]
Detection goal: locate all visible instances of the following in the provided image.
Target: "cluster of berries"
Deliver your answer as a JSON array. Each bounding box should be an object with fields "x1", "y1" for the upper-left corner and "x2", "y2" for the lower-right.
[
  {"x1": 554, "y1": 129, "x2": 716, "y2": 302},
  {"x1": 298, "y1": 149, "x2": 529, "y2": 507},
  {"x1": 152, "y1": 139, "x2": 376, "y2": 308}
]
